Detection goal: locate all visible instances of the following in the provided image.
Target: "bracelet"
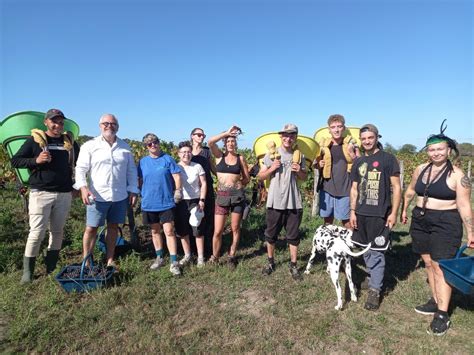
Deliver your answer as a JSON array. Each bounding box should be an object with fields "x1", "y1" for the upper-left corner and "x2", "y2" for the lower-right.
[{"x1": 199, "y1": 198, "x2": 205, "y2": 202}]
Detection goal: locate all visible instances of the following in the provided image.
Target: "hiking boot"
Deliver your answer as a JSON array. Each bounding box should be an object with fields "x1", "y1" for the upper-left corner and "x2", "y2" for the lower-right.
[
  {"x1": 227, "y1": 256, "x2": 238, "y2": 270},
  {"x1": 169, "y1": 263, "x2": 182, "y2": 276},
  {"x1": 415, "y1": 297, "x2": 437, "y2": 315},
  {"x1": 262, "y1": 263, "x2": 275, "y2": 276},
  {"x1": 20, "y1": 256, "x2": 36, "y2": 284},
  {"x1": 179, "y1": 255, "x2": 193, "y2": 267},
  {"x1": 364, "y1": 288, "x2": 380, "y2": 311},
  {"x1": 427, "y1": 312, "x2": 450, "y2": 336},
  {"x1": 197, "y1": 257, "x2": 205, "y2": 268},
  {"x1": 150, "y1": 256, "x2": 165, "y2": 270},
  {"x1": 289, "y1": 264, "x2": 302, "y2": 281}
]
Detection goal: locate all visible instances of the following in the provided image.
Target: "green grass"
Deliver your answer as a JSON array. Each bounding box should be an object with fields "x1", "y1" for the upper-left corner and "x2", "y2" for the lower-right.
[{"x1": 0, "y1": 186, "x2": 473, "y2": 353}]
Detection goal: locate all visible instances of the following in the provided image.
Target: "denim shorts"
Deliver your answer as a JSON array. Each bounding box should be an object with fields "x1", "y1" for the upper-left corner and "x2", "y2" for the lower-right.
[
  {"x1": 319, "y1": 190, "x2": 350, "y2": 220},
  {"x1": 86, "y1": 198, "x2": 128, "y2": 227}
]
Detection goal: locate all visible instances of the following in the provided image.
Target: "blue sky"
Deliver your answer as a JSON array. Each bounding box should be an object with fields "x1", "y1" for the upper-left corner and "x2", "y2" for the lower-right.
[{"x1": 1, "y1": 0, "x2": 472, "y2": 150}]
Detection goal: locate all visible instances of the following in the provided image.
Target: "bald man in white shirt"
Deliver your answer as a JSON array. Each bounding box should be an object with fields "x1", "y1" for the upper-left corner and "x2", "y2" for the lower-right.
[{"x1": 75, "y1": 114, "x2": 139, "y2": 268}]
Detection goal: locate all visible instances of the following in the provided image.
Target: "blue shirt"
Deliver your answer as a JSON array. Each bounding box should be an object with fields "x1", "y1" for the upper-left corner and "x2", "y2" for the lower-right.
[{"x1": 138, "y1": 153, "x2": 181, "y2": 212}]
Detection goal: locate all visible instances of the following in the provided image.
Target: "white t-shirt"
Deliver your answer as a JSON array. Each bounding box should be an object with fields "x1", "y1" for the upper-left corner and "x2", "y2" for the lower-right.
[{"x1": 179, "y1": 162, "x2": 205, "y2": 200}]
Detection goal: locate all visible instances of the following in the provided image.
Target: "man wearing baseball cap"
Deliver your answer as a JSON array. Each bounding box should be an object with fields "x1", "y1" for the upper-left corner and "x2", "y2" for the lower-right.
[
  {"x1": 11, "y1": 109, "x2": 79, "y2": 283},
  {"x1": 258, "y1": 123, "x2": 308, "y2": 280},
  {"x1": 349, "y1": 123, "x2": 401, "y2": 310}
]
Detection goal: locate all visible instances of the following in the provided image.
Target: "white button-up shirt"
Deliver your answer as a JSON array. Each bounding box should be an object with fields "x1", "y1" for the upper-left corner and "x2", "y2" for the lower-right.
[{"x1": 74, "y1": 135, "x2": 139, "y2": 202}]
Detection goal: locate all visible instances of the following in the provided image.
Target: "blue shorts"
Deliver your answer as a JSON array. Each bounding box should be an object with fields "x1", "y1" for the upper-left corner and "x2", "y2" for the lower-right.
[
  {"x1": 86, "y1": 198, "x2": 128, "y2": 227},
  {"x1": 319, "y1": 190, "x2": 350, "y2": 221}
]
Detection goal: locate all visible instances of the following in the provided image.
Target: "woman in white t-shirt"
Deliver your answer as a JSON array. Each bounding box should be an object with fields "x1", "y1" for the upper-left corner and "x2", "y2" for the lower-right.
[{"x1": 175, "y1": 141, "x2": 208, "y2": 267}]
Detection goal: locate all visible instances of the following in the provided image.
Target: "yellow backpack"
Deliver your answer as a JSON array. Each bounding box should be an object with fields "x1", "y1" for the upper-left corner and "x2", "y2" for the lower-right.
[
  {"x1": 318, "y1": 136, "x2": 354, "y2": 179},
  {"x1": 31, "y1": 129, "x2": 76, "y2": 170}
]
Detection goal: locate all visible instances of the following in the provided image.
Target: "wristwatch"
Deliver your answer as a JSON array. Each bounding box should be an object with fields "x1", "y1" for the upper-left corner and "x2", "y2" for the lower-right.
[{"x1": 199, "y1": 198, "x2": 205, "y2": 202}]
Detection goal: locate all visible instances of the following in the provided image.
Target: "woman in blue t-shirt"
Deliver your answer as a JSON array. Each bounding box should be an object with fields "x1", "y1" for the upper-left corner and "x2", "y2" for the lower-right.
[{"x1": 138, "y1": 133, "x2": 183, "y2": 276}]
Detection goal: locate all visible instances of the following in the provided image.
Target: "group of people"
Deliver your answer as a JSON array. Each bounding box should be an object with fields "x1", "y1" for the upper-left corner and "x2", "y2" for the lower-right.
[{"x1": 11, "y1": 110, "x2": 472, "y2": 336}]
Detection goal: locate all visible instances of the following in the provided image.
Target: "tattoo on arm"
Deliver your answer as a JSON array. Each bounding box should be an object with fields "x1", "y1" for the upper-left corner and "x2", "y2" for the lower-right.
[
  {"x1": 463, "y1": 216, "x2": 473, "y2": 232},
  {"x1": 461, "y1": 175, "x2": 472, "y2": 189}
]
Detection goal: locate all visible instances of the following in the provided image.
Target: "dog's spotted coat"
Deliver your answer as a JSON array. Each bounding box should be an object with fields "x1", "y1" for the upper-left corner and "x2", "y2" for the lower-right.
[{"x1": 304, "y1": 224, "x2": 371, "y2": 310}]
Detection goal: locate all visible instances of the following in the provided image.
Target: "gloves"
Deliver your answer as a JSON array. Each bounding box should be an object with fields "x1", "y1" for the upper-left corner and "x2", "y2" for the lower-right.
[{"x1": 174, "y1": 189, "x2": 183, "y2": 203}]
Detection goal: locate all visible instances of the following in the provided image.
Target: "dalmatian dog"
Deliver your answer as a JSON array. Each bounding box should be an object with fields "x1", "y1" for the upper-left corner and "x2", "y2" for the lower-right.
[{"x1": 304, "y1": 224, "x2": 371, "y2": 310}]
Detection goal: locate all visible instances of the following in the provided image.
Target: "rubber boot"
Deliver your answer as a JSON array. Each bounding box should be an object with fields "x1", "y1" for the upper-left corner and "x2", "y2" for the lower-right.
[
  {"x1": 20, "y1": 256, "x2": 36, "y2": 284},
  {"x1": 45, "y1": 250, "x2": 60, "y2": 274}
]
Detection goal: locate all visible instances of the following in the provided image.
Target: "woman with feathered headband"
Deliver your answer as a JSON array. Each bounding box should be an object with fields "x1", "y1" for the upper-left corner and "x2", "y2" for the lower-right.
[{"x1": 401, "y1": 120, "x2": 473, "y2": 336}]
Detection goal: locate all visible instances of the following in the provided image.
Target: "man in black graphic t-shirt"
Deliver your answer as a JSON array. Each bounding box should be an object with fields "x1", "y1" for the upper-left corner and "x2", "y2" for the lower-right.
[{"x1": 350, "y1": 124, "x2": 401, "y2": 311}]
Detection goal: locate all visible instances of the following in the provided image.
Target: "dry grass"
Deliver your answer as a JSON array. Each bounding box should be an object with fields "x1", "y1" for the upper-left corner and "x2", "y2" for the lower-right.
[{"x1": 0, "y1": 189, "x2": 473, "y2": 353}]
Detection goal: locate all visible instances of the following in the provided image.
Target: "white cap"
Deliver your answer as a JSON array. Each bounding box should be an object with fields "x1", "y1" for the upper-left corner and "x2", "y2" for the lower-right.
[{"x1": 189, "y1": 206, "x2": 204, "y2": 227}]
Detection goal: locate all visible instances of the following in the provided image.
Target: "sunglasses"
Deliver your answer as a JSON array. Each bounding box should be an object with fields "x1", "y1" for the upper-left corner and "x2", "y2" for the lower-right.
[
  {"x1": 146, "y1": 141, "x2": 159, "y2": 147},
  {"x1": 193, "y1": 133, "x2": 205, "y2": 138},
  {"x1": 101, "y1": 122, "x2": 118, "y2": 128}
]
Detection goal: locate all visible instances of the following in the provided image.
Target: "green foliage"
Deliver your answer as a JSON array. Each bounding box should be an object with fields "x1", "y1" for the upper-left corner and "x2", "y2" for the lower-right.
[
  {"x1": 384, "y1": 143, "x2": 398, "y2": 155},
  {"x1": 398, "y1": 143, "x2": 417, "y2": 155},
  {"x1": 0, "y1": 186, "x2": 473, "y2": 353},
  {"x1": 458, "y1": 142, "x2": 473, "y2": 157}
]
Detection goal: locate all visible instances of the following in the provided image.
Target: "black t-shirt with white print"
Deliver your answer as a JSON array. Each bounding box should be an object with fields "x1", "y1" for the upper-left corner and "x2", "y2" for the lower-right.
[{"x1": 350, "y1": 150, "x2": 400, "y2": 218}]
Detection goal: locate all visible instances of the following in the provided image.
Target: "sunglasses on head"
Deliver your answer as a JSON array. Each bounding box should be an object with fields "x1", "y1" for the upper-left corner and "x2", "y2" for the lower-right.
[{"x1": 146, "y1": 141, "x2": 159, "y2": 147}]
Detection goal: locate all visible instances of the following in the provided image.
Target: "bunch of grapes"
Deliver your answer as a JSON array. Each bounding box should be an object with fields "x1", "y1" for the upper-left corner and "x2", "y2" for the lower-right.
[{"x1": 60, "y1": 265, "x2": 110, "y2": 279}]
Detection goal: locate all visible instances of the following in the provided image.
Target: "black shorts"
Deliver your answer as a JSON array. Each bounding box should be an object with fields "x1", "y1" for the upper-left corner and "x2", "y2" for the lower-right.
[
  {"x1": 410, "y1": 207, "x2": 462, "y2": 261},
  {"x1": 264, "y1": 208, "x2": 303, "y2": 246},
  {"x1": 352, "y1": 214, "x2": 388, "y2": 251},
  {"x1": 175, "y1": 199, "x2": 205, "y2": 238},
  {"x1": 142, "y1": 209, "x2": 175, "y2": 225}
]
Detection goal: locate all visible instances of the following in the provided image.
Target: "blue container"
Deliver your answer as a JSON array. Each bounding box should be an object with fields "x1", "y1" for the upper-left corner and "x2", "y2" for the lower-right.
[
  {"x1": 55, "y1": 254, "x2": 114, "y2": 293},
  {"x1": 97, "y1": 226, "x2": 130, "y2": 254},
  {"x1": 439, "y1": 245, "x2": 474, "y2": 295}
]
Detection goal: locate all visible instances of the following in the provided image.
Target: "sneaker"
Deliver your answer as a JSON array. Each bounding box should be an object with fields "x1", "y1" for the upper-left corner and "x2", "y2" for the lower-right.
[
  {"x1": 169, "y1": 263, "x2": 182, "y2": 276},
  {"x1": 179, "y1": 255, "x2": 193, "y2": 267},
  {"x1": 427, "y1": 312, "x2": 450, "y2": 336},
  {"x1": 150, "y1": 256, "x2": 165, "y2": 270},
  {"x1": 289, "y1": 264, "x2": 302, "y2": 281},
  {"x1": 262, "y1": 263, "x2": 275, "y2": 276},
  {"x1": 415, "y1": 297, "x2": 437, "y2": 315},
  {"x1": 364, "y1": 288, "x2": 380, "y2": 311},
  {"x1": 197, "y1": 257, "x2": 205, "y2": 268},
  {"x1": 227, "y1": 256, "x2": 238, "y2": 270}
]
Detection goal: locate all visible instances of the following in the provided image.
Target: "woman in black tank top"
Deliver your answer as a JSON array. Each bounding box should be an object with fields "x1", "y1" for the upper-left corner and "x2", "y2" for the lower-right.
[
  {"x1": 207, "y1": 125, "x2": 250, "y2": 268},
  {"x1": 190, "y1": 127, "x2": 215, "y2": 257},
  {"x1": 401, "y1": 121, "x2": 473, "y2": 335}
]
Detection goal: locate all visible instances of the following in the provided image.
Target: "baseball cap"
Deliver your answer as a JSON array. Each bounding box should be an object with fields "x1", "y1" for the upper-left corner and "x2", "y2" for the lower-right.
[
  {"x1": 360, "y1": 124, "x2": 382, "y2": 138},
  {"x1": 189, "y1": 206, "x2": 204, "y2": 227},
  {"x1": 278, "y1": 123, "x2": 298, "y2": 135},
  {"x1": 45, "y1": 109, "x2": 65, "y2": 121}
]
